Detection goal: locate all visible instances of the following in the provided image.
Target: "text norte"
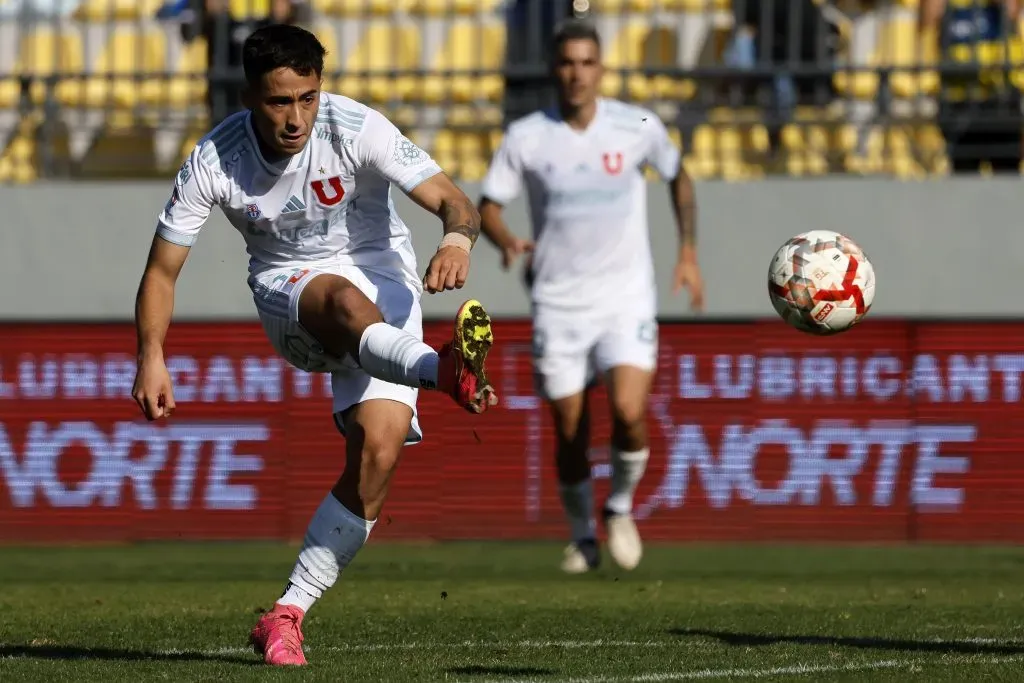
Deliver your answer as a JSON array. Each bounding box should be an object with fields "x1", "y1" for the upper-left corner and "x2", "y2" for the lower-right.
[{"x1": 0, "y1": 422, "x2": 268, "y2": 510}]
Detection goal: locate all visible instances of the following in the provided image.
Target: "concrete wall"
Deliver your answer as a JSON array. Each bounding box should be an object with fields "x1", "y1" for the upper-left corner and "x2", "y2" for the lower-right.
[{"x1": 2, "y1": 178, "x2": 1021, "y2": 320}]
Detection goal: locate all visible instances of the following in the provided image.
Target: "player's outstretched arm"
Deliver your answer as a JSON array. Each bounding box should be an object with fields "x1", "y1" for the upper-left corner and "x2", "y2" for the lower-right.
[
  {"x1": 478, "y1": 198, "x2": 533, "y2": 271},
  {"x1": 405, "y1": 172, "x2": 482, "y2": 293},
  {"x1": 669, "y1": 162, "x2": 705, "y2": 311},
  {"x1": 132, "y1": 235, "x2": 190, "y2": 420}
]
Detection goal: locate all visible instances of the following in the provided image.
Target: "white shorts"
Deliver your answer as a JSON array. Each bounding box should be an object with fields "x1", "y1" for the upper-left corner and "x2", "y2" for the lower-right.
[
  {"x1": 248, "y1": 263, "x2": 423, "y2": 445},
  {"x1": 531, "y1": 304, "x2": 659, "y2": 401}
]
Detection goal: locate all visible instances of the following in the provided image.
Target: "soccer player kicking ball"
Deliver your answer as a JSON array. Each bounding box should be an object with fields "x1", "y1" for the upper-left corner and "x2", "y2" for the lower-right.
[
  {"x1": 131, "y1": 24, "x2": 497, "y2": 666},
  {"x1": 478, "y1": 20, "x2": 704, "y2": 574}
]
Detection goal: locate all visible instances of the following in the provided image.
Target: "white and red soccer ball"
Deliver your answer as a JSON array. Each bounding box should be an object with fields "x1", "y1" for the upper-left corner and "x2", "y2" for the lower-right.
[{"x1": 768, "y1": 230, "x2": 875, "y2": 335}]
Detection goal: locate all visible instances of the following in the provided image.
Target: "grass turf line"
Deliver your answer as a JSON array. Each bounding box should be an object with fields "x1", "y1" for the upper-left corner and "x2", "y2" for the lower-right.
[{"x1": 0, "y1": 542, "x2": 1022, "y2": 682}]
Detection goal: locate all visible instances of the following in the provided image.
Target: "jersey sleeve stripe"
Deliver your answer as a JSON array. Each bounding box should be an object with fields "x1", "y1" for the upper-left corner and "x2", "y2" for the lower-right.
[
  {"x1": 206, "y1": 127, "x2": 246, "y2": 153},
  {"x1": 316, "y1": 116, "x2": 362, "y2": 134},
  {"x1": 330, "y1": 107, "x2": 365, "y2": 123},
  {"x1": 207, "y1": 118, "x2": 245, "y2": 148},
  {"x1": 319, "y1": 107, "x2": 364, "y2": 121},
  {"x1": 156, "y1": 224, "x2": 198, "y2": 247},
  {"x1": 322, "y1": 102, "x2": 365, "y2": 120},
  {"x1": 400, "y1": 167, "x2": 442, "y2": 193},
  {"x1": 201, "y1": 128, "x2": 247, "y2": 165}
]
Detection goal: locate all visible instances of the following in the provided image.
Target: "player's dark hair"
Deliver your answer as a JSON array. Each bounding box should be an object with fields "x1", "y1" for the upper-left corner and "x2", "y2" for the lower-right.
[
  {"x1": 242, "y1": 24, "x2": 326, "y2": 87},
  {"x1": 550, "y1": 19, "x2": 601, "y2": 60}
]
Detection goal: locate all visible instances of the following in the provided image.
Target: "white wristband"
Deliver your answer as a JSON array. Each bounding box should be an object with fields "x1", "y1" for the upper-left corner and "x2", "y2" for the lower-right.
[{"x1": 439, "y1": 232, "x2": 473, "y2": 254}]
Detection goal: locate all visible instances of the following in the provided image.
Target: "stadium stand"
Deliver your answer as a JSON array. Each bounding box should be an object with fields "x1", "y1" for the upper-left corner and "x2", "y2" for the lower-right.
[{"x1": 1, "y1": 0, "x2": 1023, "y2": 183}]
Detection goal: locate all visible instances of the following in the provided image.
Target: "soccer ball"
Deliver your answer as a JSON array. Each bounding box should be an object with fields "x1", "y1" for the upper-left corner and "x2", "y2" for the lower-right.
[{"x1": 767, "y1": 230, "x2": 875, "y2": 335}]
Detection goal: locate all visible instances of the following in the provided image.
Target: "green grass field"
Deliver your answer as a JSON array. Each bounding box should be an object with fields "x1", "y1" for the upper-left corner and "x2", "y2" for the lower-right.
[{"x1": 0, "y1": 542, "x2": 1022, "y2": 682}]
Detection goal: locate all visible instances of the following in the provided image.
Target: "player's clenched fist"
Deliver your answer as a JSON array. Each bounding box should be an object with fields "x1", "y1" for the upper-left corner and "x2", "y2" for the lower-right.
[
  {"x1": 423, "y1": 245, "x2": 470, "y2": 293},
  {"x1": 132, "y1": 356, "x2": 176, "y2": 421}
]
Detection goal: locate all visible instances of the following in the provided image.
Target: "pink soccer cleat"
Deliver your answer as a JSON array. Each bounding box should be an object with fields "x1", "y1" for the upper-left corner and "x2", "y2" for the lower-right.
[
  {"x1": 249, "y1": 603, "x2": 307, "y2": 666},
  {"x1": 437, "y1": 299, "x2": 497, "y2": 414}
]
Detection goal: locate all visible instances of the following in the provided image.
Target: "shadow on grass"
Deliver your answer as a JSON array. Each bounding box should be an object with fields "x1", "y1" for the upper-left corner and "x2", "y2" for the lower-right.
[
  {"x1": 670, "y1": 628, "x2": 1024, "y2": 656},
  {"x1": 0, "y1": 643, "x2": 257, "y2": 665},
  {"x1": 448, "y1": 665, "x2": 557, "y2": 677}
]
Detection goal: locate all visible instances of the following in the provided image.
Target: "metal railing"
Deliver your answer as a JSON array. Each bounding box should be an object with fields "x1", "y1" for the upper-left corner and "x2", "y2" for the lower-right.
[{"x1": 0, "y1": 0, "x2": 1022, "y2": 181}]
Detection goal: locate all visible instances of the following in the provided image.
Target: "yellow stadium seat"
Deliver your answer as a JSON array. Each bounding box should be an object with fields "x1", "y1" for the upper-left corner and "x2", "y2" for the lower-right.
[
  {"x1": 661, "y1": 0, "x2": 729, "y2": 10},
  {"x1": 334, "y1": 24, "x2": 420, "y2": 103},
  {"x1": 887, "y1": 130, "x2": 927, "y2": 179},
  {"x1": 584, "y1": 0, "x2": 730, "y2": 12},
  {"x1": 834, "y1": 16, "x2": 939, "y2": 100},
  {"x1": 433, "y1": 128, "x2": 455, "y2": 155},
  {"x1": 584, "y1": 0, "x2": 654, "y2": 13},
  {"x1": 843, "y1": 125, "x2": 885, "y2": 175},
  {"x1": 56, "y1": 28, "x2": 167, "y2": 109},
  {"x1": 427, "y1": 128, "x2": 498, "y2": 182},
  {"x1": 455, "y1": 130, "x2": 489, "y2": 181},
  {"x1": 601, "y1": 24, "x2": 694, "y2": 102},
  {"x1": 446, "y1": 103, "x2": 503, "y2": 127},
  {"x1": 779, "y1": 122, "x2": 832, "y2": 177},
  {"x1": 13, "y1": 29, "x2": 85, "y2": 106},
  {"x1": 432, "y1": 128, "x2": 458, "y2": 176},
  {"x1": 915, "y1": 124, "x2": 948, "y2": 175},
  {"x1": 230, "y1": 0, "x2": 271, "y2": 19},
  {"x1": 0, "y1": 135, "x2": 37, "y2": 185},
  {"x1": 866, "y1": 125, "x2": 933, "y2": 179},
  {"x1": 0, "y1": 78, "x2": 18, "y2": 109},
  {"x1": 73, "y1": 0, "x2": 162, "y2": 21},
  {"x1": 685, "y1": 124, "x2": 718, "y2": 179},
  {"x1": 716, "y1": 124, "x2": 746, "y2": 180},
  {"x1": 313, "y1": 22, "x2": 342, "y2": 83},
  {"x1": 418, "y1": 22, "x2": 505, "y2": 104},
  {"x1": 947, "y1": 38, "x2": 1024, "y2": 94},
  {"x1": 412, "y1": 0, "x2": 502, "y2": 15},
  {"x1": 376, "y1": 105, "x2": 418, "y2": 129},
  {"x1": 141, "y1": 38, "x2": 208, "y2": 109},
  {"x1": 916, "y1": 123, "x2": 945, "y2": 155},
  {"x1": 312, "y1": 0, "x2": 415, "y2": 16},
  {"x1": 602, "y1": 23, "x2": 642, "y2": 98},
  {"x1": 835, "y1": 124, "x2": 861, "y2": 155},
  {"x1": 885, "y1": 19, "x2": 941, "y2": 98}
]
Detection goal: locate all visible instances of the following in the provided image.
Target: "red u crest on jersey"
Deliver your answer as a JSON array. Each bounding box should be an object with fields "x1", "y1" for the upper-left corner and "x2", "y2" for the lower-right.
[
  {"x1": 602, "y1": 152, "x2": 624, "y2": 175},
  {"x1": 311, "y1": 176, "x2": 346, "y2": 206}
]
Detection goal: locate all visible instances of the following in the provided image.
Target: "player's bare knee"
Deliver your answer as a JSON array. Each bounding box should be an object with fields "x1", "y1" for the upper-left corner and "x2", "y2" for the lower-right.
[
  {"x1": 362, "y1": 434, "x2": 401, "y2": 474},
  {"x1": 550, "y1": 399, "x2": 587, "y2": 443},
  {"x1": 610, "y1": 395, "x2": 646, "y2": 430},
  {"x1": 610, "y1": 403, "x2": 648, "y2": 451},
  {"x1": 554, "y1": 416, "x2": 585, "y2": 445}
]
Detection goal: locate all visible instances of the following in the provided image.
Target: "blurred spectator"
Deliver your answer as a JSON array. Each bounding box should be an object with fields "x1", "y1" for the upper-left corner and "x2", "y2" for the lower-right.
[
  {"x1": 724, "y1": 0, "x2": 840, "y2": 153},
  {"x1": 173, "y1": 0, "x2": 310, "y2": 126},
  {"x1": 920, "y1": 0, "x2": 1022, "y2": 174},
  {"x1": 502, "y1": 0, "x2": 578, "y2": 124}
]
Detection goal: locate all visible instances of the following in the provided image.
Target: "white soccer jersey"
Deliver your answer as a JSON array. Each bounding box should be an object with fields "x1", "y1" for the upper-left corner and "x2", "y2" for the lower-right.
[
  {"x1": 157, "y1": 92, "x2": 443, "y2": 287},
  {"x1": 481, "y1": 98, "x2": 681, "y2": 312}
]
